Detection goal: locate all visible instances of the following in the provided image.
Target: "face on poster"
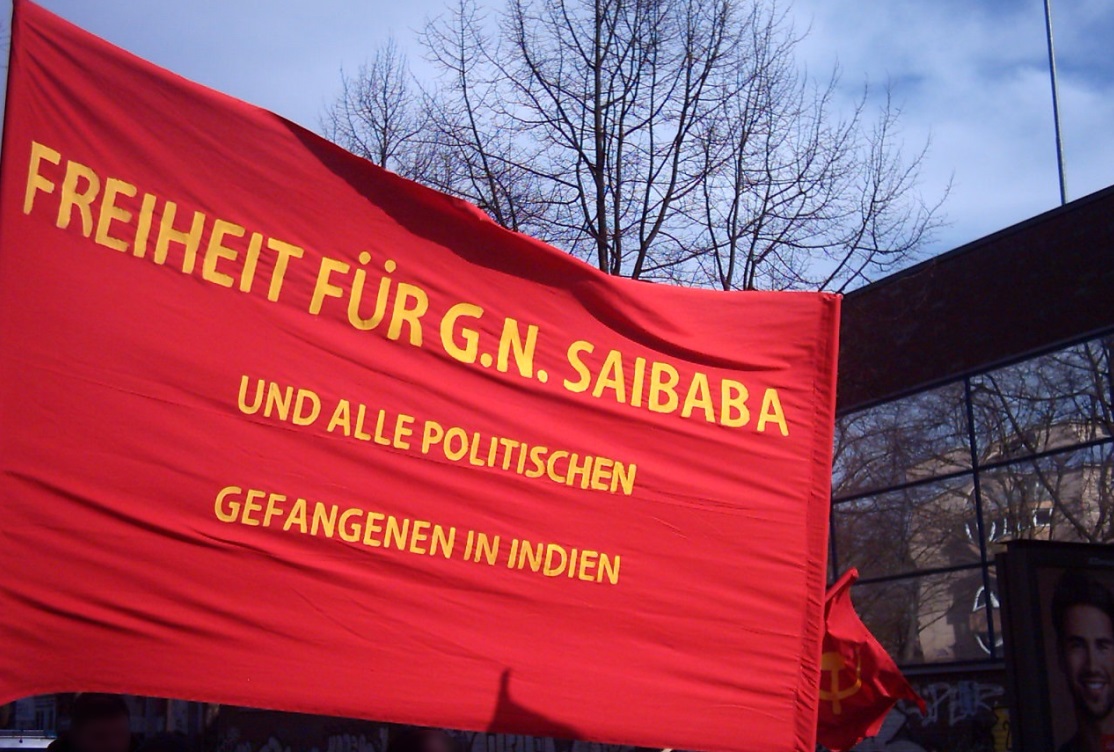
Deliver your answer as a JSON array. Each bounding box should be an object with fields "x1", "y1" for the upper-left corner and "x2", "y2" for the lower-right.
[{"x1": 1038, "y1": 565, "x2": 1114, "y2": 752}]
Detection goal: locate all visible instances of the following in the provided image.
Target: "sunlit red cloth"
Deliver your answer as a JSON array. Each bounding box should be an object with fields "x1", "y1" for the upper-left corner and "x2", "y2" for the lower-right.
[{"x1": 0, "y1": 2, "x2": 840, "y2": 751}]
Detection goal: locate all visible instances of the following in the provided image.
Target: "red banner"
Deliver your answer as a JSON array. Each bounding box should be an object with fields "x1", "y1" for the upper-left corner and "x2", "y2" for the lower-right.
[{"x1": 0, "y1": 3, "x2": 839, "y2": 750}]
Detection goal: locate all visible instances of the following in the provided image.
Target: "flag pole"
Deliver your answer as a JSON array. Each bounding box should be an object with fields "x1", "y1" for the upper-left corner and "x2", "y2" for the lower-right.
[{"x1": 1043, "y1": 0, "x2": 1067, "y2": 205}]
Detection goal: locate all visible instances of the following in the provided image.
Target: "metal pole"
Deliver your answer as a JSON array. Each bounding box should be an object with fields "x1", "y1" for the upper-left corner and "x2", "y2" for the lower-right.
[{"x1": 1043, "y1": 0, "x2": 1068, "y2": 205}]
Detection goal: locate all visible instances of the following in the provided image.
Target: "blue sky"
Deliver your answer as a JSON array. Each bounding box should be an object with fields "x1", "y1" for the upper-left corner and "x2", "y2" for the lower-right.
[{"x1": 3, "y1": 0, "x2": 1113, "y2": 261}]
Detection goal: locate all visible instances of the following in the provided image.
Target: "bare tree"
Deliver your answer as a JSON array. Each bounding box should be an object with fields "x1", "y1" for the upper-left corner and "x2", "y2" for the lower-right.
[
  {"x1": 417, "y1": 0, "x2": 547, "y2": 232},
  {"x1": 970, "y1": 337, "x2": 1114, "y2": 544},
  {"x1": 322, "y1": 37, "x2": 427, "y2": 177},
  {"x1": 489, "y1": 0, "x2": 747, "y2": 277},
  {"x1": 325, "y1": 0, "x2": 944, "y2": 290}
]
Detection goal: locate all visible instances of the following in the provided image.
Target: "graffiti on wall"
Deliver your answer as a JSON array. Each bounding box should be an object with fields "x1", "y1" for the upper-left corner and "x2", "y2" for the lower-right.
[{"x1": 837, "y1": 674, "x2": 1010, "y2": 752}]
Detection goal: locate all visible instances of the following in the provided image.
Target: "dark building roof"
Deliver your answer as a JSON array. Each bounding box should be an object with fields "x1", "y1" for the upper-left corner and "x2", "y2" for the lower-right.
[{"x1": 838, "y1": 184, "x2": 1114, "y2": 414}]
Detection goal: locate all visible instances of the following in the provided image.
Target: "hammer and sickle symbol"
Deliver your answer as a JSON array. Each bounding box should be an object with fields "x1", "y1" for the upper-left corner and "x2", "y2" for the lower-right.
[{"x1": 818, "y1": 650, "x2": 863, "y2": 714}]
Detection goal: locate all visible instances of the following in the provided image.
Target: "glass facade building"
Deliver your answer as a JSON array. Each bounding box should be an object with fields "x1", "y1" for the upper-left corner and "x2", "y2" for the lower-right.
[{"x1": 830, "y1": 333, "x2": 1114, "y2": 668}]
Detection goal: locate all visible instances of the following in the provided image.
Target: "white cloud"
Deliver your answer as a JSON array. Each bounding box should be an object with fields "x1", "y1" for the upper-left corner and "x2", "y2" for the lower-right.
[{"x1": 790, "y1": 0, "x2": 1114, "y2": 255}]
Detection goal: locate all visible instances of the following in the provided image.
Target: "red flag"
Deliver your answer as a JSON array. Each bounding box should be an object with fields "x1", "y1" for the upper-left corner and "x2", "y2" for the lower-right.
[
  {"x1": 816, "y1": 570, "x2": 926, "y2": 752},
  {"x1": 0, "y1": 2, "x2": 840, "y2": 750}
]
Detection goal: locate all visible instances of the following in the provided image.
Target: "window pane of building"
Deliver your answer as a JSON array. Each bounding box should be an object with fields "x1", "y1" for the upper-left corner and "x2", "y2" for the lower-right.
[
  {"x1": 978, "y1": 442, "x2": 1114, "y2": 546},
  {"x1": 970, "y1": 336, "x2": 1113, "y2": 465},
  {"x1": 833, "y1": 381, "x2": 970, "y2": 500},
  {"x1": 853, "y1": 568, "x2": 991, "y2": 665},
  {"x1": 832, "y1": 477, "x2": 979, "y2": 580}
]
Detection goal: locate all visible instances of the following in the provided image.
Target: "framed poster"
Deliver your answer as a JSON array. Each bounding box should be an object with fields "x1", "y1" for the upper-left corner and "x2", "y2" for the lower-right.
[{"x1": 999, "y1": 540, "x2": 1114, "y2": 752}]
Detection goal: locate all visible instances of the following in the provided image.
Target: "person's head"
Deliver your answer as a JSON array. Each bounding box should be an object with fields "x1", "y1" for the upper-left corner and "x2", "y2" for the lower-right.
[
  {"x1": 388, "y1": 729, "x2": 459, "y2": 752},
  {"x1": 68, "y1": 694, "x2": 131, "y2": 752},
  {"x1": 1053, "y1": 571, "x2": 1114, "y2": 723}
]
